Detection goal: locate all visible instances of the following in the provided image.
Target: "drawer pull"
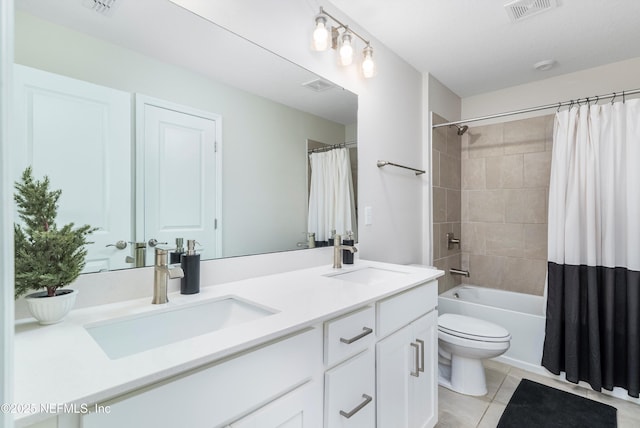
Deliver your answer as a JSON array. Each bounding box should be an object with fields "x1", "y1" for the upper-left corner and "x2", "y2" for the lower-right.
[
  {"x1": 416, "y1": 339, "x2": 425, "y2": 373},
  {"x1": 410, "y1": 342, "x2": 420, "y2": 377},
  {"x1": 339, "y1": 394, "x2": 373, "y2": 419},
  {"x1": 340, "y1": 327, "x2": 373, "y2": 344}
]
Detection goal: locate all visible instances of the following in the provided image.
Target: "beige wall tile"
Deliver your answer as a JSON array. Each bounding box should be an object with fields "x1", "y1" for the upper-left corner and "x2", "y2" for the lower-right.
[
  {"x1": 440, "y1": 153, "x2": 461, "y2": 190},
  {"x1": 447, "y1": 132, "x2": 462, "y2": 159},
  {"x1": 486, "y1": 154, "x2": 523, "y2": 189},
  {"x1": 462, "y1": 157, "x2": 486, "y2": 190},
  {"x1": 523, "y1": 150, "x2": 552, "y2": 188},
  {"x1": 446, "y1": 189, "x2": 461, "y2": 222},
  {"x1": 524, "y1": 224, "x2": 548, "y2": 260},
  {"x1": 504, "y1": 188, "x2": 546, "y2": 223},
  {"x1": 468, "y1": 190, "x2": 505, "y2": 222},
  {"x1": 432, "y1": 150, "x2": 440, "y2": 187},
  {"x1": 504, "y1": 116, "x2": 546, "y2": 154},
  {"x1": 461, "y1": 132, "x2": 470, "y2": 159},
  {"x1": 485, "y1": 223, "x2": 525, "y2": 258},
  {"x1": 544, "y1": 114, "x2": 555, "y2": 152},
  {"x1": 501, "y1": 257, "x2": 547, "y2": 295},
  {"x1": 461, "y1": 222, "x2": 486, "y2": 255},
  {"x1": 433, "y1": 223, "x2": 441, "y2": 261},
  {"x1": 432, "y1": 114, "x2": 448, "y2": 153},
  {"x1": 468, "y1": 254, "x2": 505, "y2": 288},
  {"x1": 467, "y1": 124, "x2": 504, "y2": 158},
  {"x1": 461, "y1": 189, "x2": 469, "y2": 222},
  {"x1": 433, "y1": 186, "x2": 446, "y2": 223}
]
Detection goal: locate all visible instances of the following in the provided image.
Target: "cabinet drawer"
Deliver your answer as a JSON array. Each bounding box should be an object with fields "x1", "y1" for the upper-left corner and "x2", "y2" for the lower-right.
[
  {"x1": 377, "y1": 281, "x2": 437, "y2": 339},
  {"x1": 82, "y1": 328, "x2": 322, "y2": 428},
  {"x1": 324, "y1": 350, "x2": 375, "y2": 428},
  {"x1": 324, "y1": 306, "x2": 375, "y2": 367}
]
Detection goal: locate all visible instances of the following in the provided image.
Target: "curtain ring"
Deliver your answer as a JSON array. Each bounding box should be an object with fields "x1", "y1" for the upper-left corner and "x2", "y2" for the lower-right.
[
  {"x1": 623, "y1": 90, "x2": 626, "y2": 104},
  {"x1": 611, "y1": 92, "x2": 616, "y2": 104},
  {"x1": 556, "y1": 102, "x2": 561, "y2": 113},
  {"x1": 586, "y1": 97, "x2": 591, "y2": 107},
  {"x1": 595, "y1": 95, "x2": 599, "y2": 105}
]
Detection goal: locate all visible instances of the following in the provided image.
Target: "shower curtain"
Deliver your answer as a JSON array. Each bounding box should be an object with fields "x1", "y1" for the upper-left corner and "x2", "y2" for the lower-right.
[
  {"x1": 308, "y1": 147, "x2": 356, "y2": 242},
  {"x1": 543, "y1": 99, "x2": 640, "y2": 397}
]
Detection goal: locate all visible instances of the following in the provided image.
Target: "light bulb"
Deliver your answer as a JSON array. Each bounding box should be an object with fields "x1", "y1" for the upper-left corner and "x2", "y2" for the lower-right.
[
  {"x1": 312, "y1": 16, "x2": 329, "y2": 51},
  {"x1": 362, "y1": 45, "x2": 375, "y2": 78},
  {"x1": 339, "y1": 32, "x2": 353, "y2": 66}
]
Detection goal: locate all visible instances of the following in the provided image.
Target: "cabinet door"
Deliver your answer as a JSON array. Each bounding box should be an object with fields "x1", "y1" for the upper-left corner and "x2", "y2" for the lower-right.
[
  {"x1": 409, "y1": 311, "x2": 438, "y2": 428},
  {"x1": 376, "y1": 324, "x2": 411, "y2": 428},
  {"x1": 230, "y1": 381, "x2": 322, "y2": 428},
  {"x1": 376, "y1": 311, "x2": 438, "y2": 428}
]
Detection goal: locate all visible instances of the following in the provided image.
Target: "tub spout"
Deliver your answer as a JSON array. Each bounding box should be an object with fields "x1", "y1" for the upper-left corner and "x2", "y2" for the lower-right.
[{"x1": 449, "y1": 268, "x2": 470, "y2": 277}]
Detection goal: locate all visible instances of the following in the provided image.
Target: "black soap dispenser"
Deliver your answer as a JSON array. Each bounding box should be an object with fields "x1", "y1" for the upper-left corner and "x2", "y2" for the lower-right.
[
  {"x1": 180, "y1": 240, "x2": 200, "y2": 295},
  {"x1": 342, "y1": 231, "x2": 355, "y2": 265},
  {"x1": 170, "y1": 238, "x2": 185, "y2": 265}
]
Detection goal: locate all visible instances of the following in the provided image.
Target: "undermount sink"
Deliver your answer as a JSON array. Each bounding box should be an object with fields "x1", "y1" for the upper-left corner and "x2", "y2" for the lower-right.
[
  {"x1": 85, "y1": 296, "x2": 277, "y2": 359},
  {"x1": 326, "y1": 266, "x2": 409, "y2": 285}
]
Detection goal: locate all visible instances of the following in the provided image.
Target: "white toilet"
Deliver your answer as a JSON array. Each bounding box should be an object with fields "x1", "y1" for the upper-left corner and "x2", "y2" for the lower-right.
[{"x1": 437, "y1": 313, "x2": 511, "y2": 396}]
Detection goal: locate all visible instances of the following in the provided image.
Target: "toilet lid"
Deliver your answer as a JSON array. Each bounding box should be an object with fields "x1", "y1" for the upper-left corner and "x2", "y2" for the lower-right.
[{"x1": 438, "y1": 314, "x2": 510, "y2": 342}]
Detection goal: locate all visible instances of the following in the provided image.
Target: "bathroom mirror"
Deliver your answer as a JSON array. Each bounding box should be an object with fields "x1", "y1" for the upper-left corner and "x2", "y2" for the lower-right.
[{"x1": 13, "y1": 0, "x2": 357, "y2": 272}]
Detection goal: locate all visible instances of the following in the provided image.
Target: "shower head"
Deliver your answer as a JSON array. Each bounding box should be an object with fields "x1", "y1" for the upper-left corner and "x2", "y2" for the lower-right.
[{"x1": 454, "y1": 124, "x2": 468, "y2": 135}]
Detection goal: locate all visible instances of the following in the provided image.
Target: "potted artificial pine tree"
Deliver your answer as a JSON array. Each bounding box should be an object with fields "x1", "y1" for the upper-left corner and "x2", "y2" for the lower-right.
[{"x1": 14, "y1": 167, "x2": 95, "y2": 324}]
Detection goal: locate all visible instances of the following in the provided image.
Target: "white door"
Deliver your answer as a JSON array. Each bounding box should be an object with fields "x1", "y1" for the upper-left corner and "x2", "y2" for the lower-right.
[
  {"x1": 13, "y1": 65, "x2": 132, "y2": 272},
  {"x1": 137, "y1": 96, "x2": 221, "y2": 265}
]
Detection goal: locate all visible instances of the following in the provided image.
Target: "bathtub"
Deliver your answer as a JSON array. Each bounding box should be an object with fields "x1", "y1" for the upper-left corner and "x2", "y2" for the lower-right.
[{"x1": 438, "y1": 284, "x2": 546, "y2": 373}]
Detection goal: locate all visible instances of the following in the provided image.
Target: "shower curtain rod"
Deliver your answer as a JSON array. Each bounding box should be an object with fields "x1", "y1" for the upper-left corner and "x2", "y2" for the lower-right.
[
  {"x1": 432, "y1": 88, "x2": 640, "y2": 128},
  {"x1": 308, "y1": 141, "x2": 357, "y2": 153}
]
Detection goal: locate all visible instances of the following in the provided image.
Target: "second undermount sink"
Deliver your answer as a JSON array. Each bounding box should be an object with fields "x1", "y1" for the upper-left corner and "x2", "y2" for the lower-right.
[
  {"x1": 85, "y1": 296, "x2": 277, "y2": 359},
  {"x1": 326, "y1": 266, "x2": 410, "y2": 285}
]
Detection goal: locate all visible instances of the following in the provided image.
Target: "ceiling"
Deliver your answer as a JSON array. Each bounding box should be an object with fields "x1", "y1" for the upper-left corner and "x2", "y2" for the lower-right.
[
  {"x1": 328, "y1": 0, "x2": 640, "y2": 98},
  {"x1": 16, "y1": 0, "x2": 357, "y2": 125}
]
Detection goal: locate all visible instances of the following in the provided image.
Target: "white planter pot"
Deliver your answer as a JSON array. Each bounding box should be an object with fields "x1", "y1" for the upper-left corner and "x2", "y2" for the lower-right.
[{"x1": 25, "y1": 289, "x2": 78, "y2": 325}]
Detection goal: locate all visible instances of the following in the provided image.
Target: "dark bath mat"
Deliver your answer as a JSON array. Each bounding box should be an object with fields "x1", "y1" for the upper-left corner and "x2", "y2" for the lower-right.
[{"x1": 497, "y1": 378, "x2": 617, "y2": 428}]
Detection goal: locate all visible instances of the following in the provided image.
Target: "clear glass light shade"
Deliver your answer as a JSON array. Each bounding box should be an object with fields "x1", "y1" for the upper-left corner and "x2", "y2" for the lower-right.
[
  {"x1": 312, "y1": 16, "x2": 329, "y2": 51},
  {"x1": 339, "y1": 33, "x2": 354, "y2": 66},
  {"x1": 362, "y1": 46, "x2": 375, "y2": 78}
]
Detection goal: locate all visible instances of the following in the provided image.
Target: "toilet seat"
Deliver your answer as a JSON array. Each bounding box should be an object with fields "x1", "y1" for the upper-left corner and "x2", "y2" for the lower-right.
[{"x1": 438, "y1": 314, "x2": 510, "y2": 343}]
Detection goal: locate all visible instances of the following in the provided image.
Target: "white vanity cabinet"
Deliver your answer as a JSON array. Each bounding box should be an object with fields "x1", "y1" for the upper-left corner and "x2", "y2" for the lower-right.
[
  {"x1": 376, "y1": 281, "x2": 438, "y2": 428},
  {"x1": 17, "y1": 267, "x2": 441, "y2": 428},
  {"x1": 81, "y1": 328, "x2": 322, "y2": 428}
]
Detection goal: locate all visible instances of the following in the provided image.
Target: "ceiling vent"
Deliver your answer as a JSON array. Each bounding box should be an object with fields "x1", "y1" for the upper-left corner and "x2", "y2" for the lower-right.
[
  {"x1": 82, "y1": 0, "x2": 119, "y2": 17},
  {"x1": 302, "y1": 78, "x2": 336, "y2": 92},
  {"x1": 504, "y1": 0, "x2": 558, "y2": 22}
]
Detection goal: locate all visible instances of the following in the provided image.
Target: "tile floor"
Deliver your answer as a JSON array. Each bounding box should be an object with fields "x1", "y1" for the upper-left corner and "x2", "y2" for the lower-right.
[{"x1": 436, "y1": 360, "x2": 640, "y2": 428}]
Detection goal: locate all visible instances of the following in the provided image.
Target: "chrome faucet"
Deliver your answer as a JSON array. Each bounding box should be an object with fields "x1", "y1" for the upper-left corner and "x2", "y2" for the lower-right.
[
  {"x1": 333, "y1": 234, "x2": 358, "y2": 269},
  {"x1": 152, "y1": 248, "x2": 184, "y2": 304}
]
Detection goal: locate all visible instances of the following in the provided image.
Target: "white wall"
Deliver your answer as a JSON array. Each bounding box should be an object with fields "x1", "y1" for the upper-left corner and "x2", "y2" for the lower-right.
[
  {"x1": 15, "y1": 12, "x2": 347, "y2": 259},
  {"x1": 0, "y1": 1, "x2": 13, "y2": 425},
  {"x1": 170, "y1": 0, "x2": 425, "y2": 264},
  {"x1": 462, "y1": 57, "x2": 640, "y2": 124}
]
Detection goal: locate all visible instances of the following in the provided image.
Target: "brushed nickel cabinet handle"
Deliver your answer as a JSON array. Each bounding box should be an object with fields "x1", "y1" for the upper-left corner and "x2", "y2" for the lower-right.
[
  {"x1": 339, "y1": 394, "x2": 373, "y2": 419},
  {"x1": 416, "y1": 339, "x2": 425, "y2": 373},
  {"x1": 410, "y1": 342, "x2": 420, "y2": 377},
  {"x1": 340, "y1": 327, "x2": 373, "y2": 344}
]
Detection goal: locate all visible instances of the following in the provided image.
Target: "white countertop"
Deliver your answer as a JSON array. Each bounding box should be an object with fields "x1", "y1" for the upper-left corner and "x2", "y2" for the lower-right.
[{"x1": 14, "y1": 260, "x2": 442, "y2": 425}]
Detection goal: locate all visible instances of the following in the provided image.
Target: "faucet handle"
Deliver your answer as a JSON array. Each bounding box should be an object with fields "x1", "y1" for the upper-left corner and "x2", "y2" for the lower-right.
[
  {"x1": 148, "y1": 238, "x2": 168, "y2": 248},
  {"x1": 168, "y1": 266, "x2": 184, "y2": 279}
]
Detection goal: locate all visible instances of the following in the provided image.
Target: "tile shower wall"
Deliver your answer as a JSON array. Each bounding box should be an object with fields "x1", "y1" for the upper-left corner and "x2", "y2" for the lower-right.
[
  {"x1": 461, "y1": 115, "x2": 554, "y2": 296},
  {"x1": 432, "y1": 114, "x2": 462, "y2": 293}
]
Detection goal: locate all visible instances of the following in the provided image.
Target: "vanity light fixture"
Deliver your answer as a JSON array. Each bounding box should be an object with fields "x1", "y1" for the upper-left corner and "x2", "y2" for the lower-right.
[{"x1": 312, "y1": 7, "x2": 376, "y2": 78}]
